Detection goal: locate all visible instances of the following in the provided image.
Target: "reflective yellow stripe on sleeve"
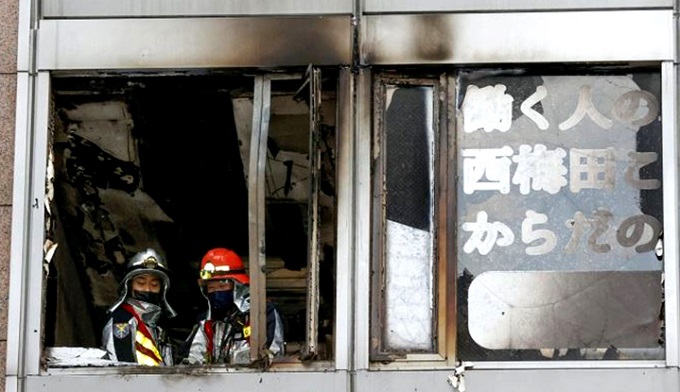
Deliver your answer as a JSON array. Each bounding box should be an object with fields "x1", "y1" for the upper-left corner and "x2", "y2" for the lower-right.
[
  {"x1": 135, "y1": 331, "x2": 162, "y2": 366},
  {"x1": 136, "y1": 351, "x2": 161, "y2": 366}
]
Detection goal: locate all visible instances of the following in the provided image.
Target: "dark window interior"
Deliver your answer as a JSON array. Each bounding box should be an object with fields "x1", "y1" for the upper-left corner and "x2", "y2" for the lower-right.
[{"x1": 45, "y1": 72, "x2": 337, "y2": 364}]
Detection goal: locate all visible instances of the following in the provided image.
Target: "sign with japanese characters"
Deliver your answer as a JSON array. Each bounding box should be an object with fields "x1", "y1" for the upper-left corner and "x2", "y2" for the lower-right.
[{"x1": 456, "y1": 71, "x2": 662, "y2": 275}]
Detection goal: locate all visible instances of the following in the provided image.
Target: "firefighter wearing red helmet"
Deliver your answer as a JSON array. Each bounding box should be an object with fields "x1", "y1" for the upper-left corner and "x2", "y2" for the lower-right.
[
  {"x1": 102, "y1": 248, "x2": 176, "y2": 366},
  {"x1": 182, "y1": 248, "x2": 285, "y2": 365}
]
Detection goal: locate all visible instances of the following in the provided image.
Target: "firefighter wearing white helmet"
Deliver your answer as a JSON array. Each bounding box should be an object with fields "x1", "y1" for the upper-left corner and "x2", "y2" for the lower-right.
[
  {"x1": 182, "y1": 247, "x2": 285, "y2": 365},
  {"x1": 102, "y1": 248, "x2": 176, "y2": 366}
]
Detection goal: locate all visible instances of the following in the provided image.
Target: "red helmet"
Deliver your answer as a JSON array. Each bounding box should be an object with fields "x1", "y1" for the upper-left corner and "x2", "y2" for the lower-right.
[{"x1": 199, "y1": 248, "x2": 250, "y2": 285}]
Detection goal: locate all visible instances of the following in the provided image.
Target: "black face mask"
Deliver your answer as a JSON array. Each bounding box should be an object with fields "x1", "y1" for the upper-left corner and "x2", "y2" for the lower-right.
[
  {"x1": 132, "y1": 290, "x2": 161, "y2": 305},
  {"x1": 208, "y1": 290, "x2": 234, "y2": 320}
]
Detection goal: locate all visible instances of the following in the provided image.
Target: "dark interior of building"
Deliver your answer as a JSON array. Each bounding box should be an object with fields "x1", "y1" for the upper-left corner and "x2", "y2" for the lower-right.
[{"x1": 45, "y1": 71, "x2": 338, "y2": 363}]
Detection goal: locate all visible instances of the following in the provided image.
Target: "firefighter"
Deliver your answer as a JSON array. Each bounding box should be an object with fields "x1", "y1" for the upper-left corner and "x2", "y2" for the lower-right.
[
  {"x1": 182, "y1": 247, "x2": 285, "y2": 365},
  {"x1": 102, "y1": 248, "x2": 177, "y2": 366}
]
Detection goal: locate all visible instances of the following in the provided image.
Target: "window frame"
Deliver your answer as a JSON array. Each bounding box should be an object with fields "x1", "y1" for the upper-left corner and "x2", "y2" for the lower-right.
[
  {"x1": 369, "y1": 72, "x2": 455, "y2": 365},
  {"x1": 452, "y1": 66, "x2": 671, "y2": 366},
  {"x1": 365, "y1": 63, "x2": 679, "y2": 369},
  {"x1": 5, "y1": 63, "x2": 679, "y2": 385},
  {"x1": 249, "y1": 70, "x2": 325, "y2": 362},
  {"x1": 6, "y1": 68, "x2": 353, "y2": 376}
]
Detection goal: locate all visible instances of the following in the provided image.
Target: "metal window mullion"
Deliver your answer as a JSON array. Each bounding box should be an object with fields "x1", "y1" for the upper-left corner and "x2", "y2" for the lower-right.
[
  {"x1": 17, "y1": 0, "x2": 35, "y2": 73},
  {"x1": 354, "y1": 68, "x2": 372, "y2": 370},
  {"x1": 445, "y1": 75, "x2": 457, "y2": 365},
  {"x1": 368, "y1": 77, "x2": 382, "y2": 360},
  {"x1": 432, "y1": 77, "x2": 449, "y2": 361},
  {"x1": 303, "y1": 68, "x2": 322, "y2": 358},
  {"x1": 7, "y1": 0, "x2": 40, "y2": 384},
  {"x1": 428, "y1": 82, "x2": 439, "y2": 357},
  {"x1": 23, "y1": 72, "x2": 50, "y2": 376},
  {"x1": 334, "y1": 66, "x2": 354, "y2": 370},
  {"x1": 662, "y1": 60, "x2": 679, "y2": 366},
  {"x1": 248, "y1": 75, "x2": 270, "y2": 363},
  {"x1": 6, "y1": 72, "x2": 31, "y2": 384}
]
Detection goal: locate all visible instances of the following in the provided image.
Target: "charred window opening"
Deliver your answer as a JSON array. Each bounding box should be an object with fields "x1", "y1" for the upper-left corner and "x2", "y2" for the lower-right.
[
  {"x1": 45, "y1": 71, "x2": 337, "y2": 366},
  {"x1": 371, "y1": 76, "x2": 446, "y2": 361}
]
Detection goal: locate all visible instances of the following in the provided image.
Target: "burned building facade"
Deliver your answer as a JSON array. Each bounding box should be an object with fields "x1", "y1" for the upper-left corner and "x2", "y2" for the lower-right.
[{"x1": 3, "y1": 1, "x2": 679, "y2": 392}]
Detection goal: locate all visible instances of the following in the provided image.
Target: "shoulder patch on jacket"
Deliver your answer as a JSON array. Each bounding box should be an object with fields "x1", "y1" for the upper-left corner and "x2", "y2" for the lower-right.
[{"x1": 113, "y1": 322, "x2": 131, "y2": 339}]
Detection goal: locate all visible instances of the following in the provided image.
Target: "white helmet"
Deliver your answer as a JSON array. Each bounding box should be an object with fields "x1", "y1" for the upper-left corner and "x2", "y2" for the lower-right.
[{"x1": 108, "y1": 248, "x2": 177, "y2": 318}]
